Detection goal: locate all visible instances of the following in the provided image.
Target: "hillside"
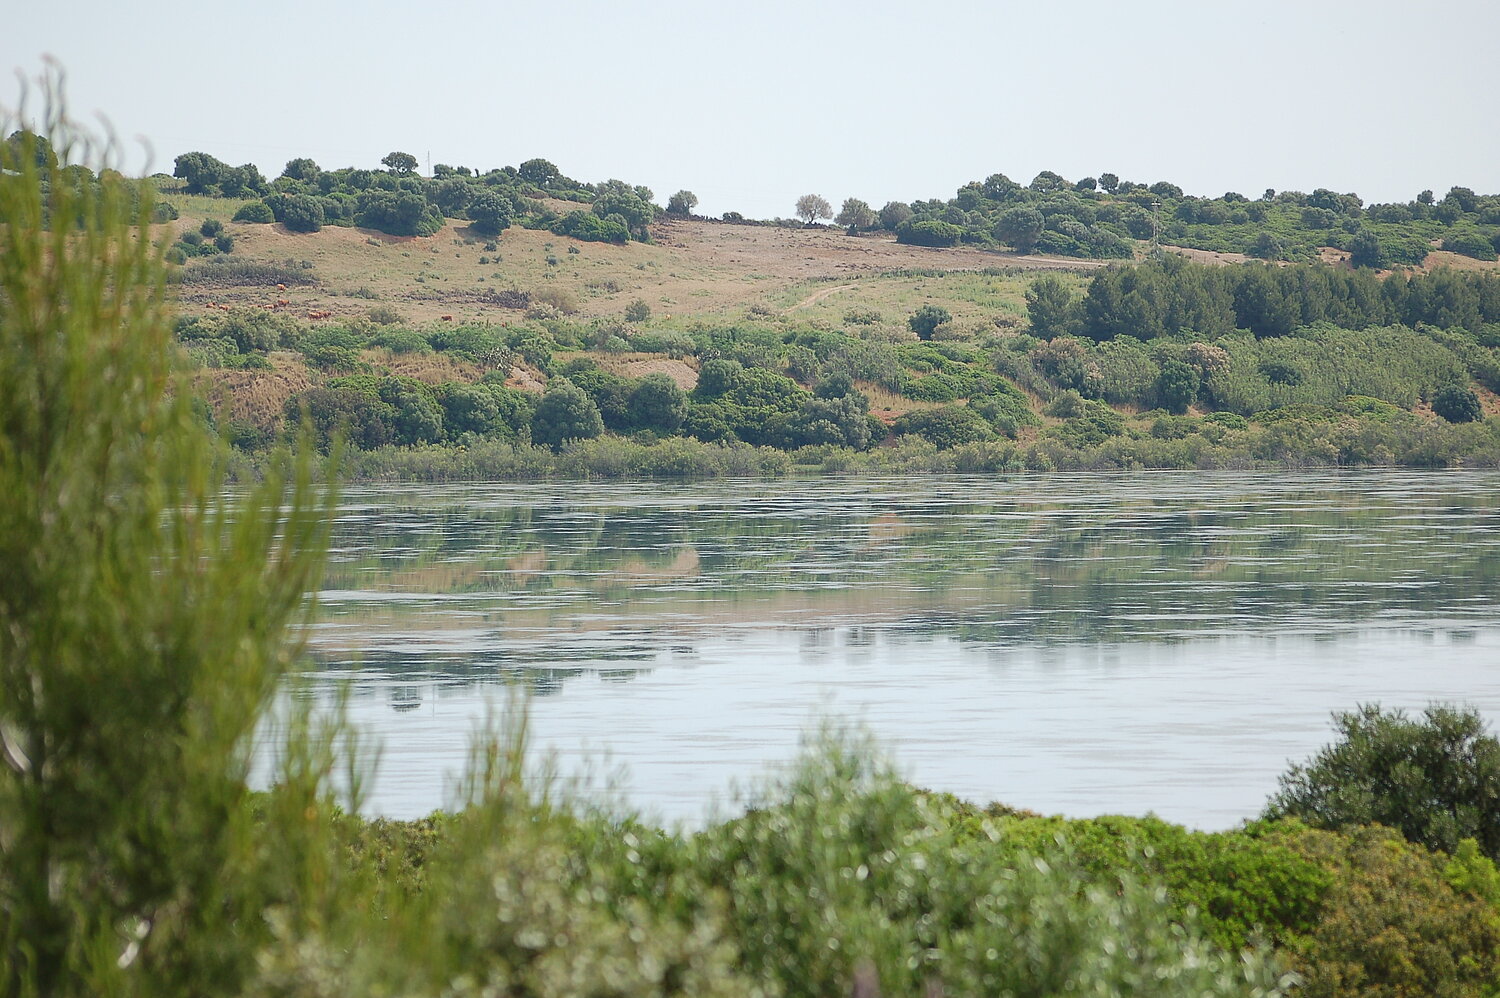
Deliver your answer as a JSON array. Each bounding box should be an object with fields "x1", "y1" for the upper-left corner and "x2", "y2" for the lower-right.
[{"x1": 152, "y1": 171, "x2": 1500, "y2": 477}]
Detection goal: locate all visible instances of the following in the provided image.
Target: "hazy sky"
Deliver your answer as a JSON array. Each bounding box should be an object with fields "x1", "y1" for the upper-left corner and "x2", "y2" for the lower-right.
[{"x1": 6, "y1": 0, "x2": 1496, "y2": 220}]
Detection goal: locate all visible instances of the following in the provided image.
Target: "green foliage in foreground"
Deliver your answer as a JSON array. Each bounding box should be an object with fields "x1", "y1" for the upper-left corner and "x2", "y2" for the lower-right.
[
  {"x1": 320, "y1": 723, "x2": 1500, "y2": 998},
  {"x1": 308, "y1": 730, "x2": 1295, "y2": 998},
  {"x1": 1266, "y1": 704, "x2": 1500, "y2": 860},
  {"x1": 2, "y1": 92, "x2": 341, "y2": 998}
]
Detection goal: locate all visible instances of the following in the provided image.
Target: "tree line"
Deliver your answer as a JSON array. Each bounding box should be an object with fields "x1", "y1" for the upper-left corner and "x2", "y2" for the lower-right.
[
  {"x1": 1029, "y1": 255, "x2": 1500, "y2": 342},
  {"x1": 815, "y1": 170, "x2": 1500, "y2": 265},
  {"x1": 171, "y1": 148, "x2": 660, "y2": 243}
]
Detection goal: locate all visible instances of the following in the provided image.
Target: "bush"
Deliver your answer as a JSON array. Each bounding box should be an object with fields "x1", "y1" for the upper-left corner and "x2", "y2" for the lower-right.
[
  {"x1": 907, "y1": 304, "x2": 952, "y2": 340},
  {"x1": 552, "y1": 209, "x2": 629, "y2": 244},
  {"x1": 530, "y1": 377, "x2": 604, "y2": 450},
  {"x1": 1432, "y1": 383, "x2": 1484, "y2": 423},
  {"x1": 1, "y1": 100, "x2": 338, "y2": 998},
  {"x1": 687, "y1": 731, "x2": 1291, "y2": 998},
  {"x1": 892, "y1": 405, "x2": 992, "y2": 449},
  {"x1": 1267, "y1": 823, "x2": 1500, "y2": 998},
  {"x1": 894, "y1": 218, "x2": 964, "y2": 247},
  {"x1": 1443, "y1": 228, "x2": 1500, "y2": 262},
  {"x1": 1265, "y1": 703, "x2": 1500, "y2": 860},
  {"x1": 231, "y1": 199, "x2": 275, "y2": 223},
  {"x1": 278, "y1": 192, "x2": 324, "y2": 233},
  {"x1": 624, "y1": 298, "x2": 651, "y2": 323}
]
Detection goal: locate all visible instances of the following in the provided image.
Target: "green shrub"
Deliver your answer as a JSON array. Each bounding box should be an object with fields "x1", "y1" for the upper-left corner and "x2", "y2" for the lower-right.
[
  {"x1": 1443, "y1": 228, "x2": 1500, "y2": 262},
  {"x1": 1266, "y1": 823, "x2": 1500, "y2": 998},
  {"x1": 895, "y1": 218, "x2": 964, "y2": 247},
  {"x1": 892, "y1": 405, "x2": 992, "y2": 449},
  {"x1": 1265, "y1": 703, "x2": 1500, "y2": 860},
  {"x1": 686, "y1": 730, "x2": 1292, "y2": 998},
  {"x1": 1, "y1": 98, "x2": 339, "y2": 998},
  {"x1": 907, "y1": 304, "x2": 952, "y2": 340},
  {"x1": 1432, "y1": 383, "x2": 1484, "y2": 423}
]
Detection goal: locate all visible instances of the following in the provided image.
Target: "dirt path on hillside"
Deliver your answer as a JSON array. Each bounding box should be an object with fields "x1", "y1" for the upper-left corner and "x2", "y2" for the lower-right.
[{"x1": 784, "y1": 284, "x2": 856, "y2": 313}]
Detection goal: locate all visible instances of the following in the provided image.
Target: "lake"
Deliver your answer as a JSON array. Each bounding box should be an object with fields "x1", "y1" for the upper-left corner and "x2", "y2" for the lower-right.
[{"x1": 296, "y1": 469, "x2": 1500, "y2": 828}]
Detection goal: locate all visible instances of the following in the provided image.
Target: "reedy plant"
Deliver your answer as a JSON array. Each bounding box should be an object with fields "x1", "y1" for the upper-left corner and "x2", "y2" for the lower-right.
[{"x1": 0, "y1": 73, "x2": 341, "y2": 997}]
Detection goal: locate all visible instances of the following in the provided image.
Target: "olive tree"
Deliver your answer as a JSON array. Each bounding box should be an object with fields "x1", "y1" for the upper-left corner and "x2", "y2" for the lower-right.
[
  {"x1": 795, "y1": 194, "x2": 832, "y2": 225},
  {"x1": 666, "y1": 190, "x2": 698, "y2": 216},
  {"x1": 1265, "y1": 703, "x2": 1500, "y2": 859},
  {"x1": 835, "y1": 197, "x2": 877, "y2": 232}
]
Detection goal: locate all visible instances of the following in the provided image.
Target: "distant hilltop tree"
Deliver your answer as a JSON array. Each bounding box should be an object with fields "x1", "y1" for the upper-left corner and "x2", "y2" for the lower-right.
[
  {"x1": 381, "y1": 150, "x2": 418, "y2": 175},
  {"x1": 280, "y1": 157, "x2": 321, "y2": 182},
  {"x1": 835, "y1": 197, "x2": 877, "y2": 232},
  {"x1": 666, "y1": 190, "x2": 698, "y2": 216},
  {"x1": 518, "y1": 157, "x2": 561, "y2": 188},
  {"x1": 795, "y1": 194, "x2": 833, "y2": 225}
]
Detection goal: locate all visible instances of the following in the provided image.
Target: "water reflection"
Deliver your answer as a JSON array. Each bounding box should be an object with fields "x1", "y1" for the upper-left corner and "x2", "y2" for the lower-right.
[{"x1": 301, "y1": 470, "x2": 1500, "y2": 826}]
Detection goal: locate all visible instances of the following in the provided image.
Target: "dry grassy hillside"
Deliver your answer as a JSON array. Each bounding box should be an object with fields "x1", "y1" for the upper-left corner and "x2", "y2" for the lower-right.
[{"x1": 164, "y1": 194, "x2": 1101, "y2": 332}]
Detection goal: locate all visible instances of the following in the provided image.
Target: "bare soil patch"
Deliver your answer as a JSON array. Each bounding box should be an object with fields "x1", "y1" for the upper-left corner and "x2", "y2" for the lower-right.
[
  {"x1": 586, "y1": 352, "x2": 700, "y2": 390},
  {"x1": 1419, "y1": 250, "x2": 1500, "y2": 273},
  {"x1": 1164, "y1": 245, "x2": 1250, "y2": 266}
]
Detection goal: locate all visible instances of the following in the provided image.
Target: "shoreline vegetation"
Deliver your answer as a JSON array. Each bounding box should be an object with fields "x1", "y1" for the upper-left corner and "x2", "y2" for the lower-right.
[
  {"x1": 317, "y1": 417, "x2": 1500, "y2": 483},
  {"x1": 8, "y1": 76, "x2": 1500, "y2": 997}
]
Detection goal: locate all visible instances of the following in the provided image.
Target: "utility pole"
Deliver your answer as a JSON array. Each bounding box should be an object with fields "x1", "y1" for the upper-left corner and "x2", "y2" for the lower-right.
[{"x1": 1150, "y1": 200, "x2": 1163, "y2": 257}]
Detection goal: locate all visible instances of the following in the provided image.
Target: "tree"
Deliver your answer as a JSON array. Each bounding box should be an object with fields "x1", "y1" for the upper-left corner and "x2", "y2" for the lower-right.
[
  {"x1": 1265, "y1": 703, "x2": 1500, "y2": 860},
  {"x1": 279, "y1": 192, "x2": 324, "y2": 233},
  {"x1": 1248, "y1": 231, "x2": 1288, "y2": 261},
  {"x1": 892, "y1": 405, "x2": 992, "y2": 449},
  {"x1": 895, "y1": 219, "x2": 963, "y2": 247},
  {"x1": 381, "y1": 150, "x2": 419, "y2": 175},
  {"x1": 993, "y1": 206, "x2": 1045, "y2": 254},
  {"x1": 356, "y1": 189, "x2": 444, "y2": 236},
  {"x1": 1432, "y1": 384, "x2": 1483, "y2": 423},
  {"x1": 1, "y1": 91, "x2": 338, "y2": 996},
  {"x1": 1098, "y1": 172, "x2": 1120, "y2": 194},
  {"x1": 1155, "y1": 359, "x2": 1198, "y2": 414},
  {"x1": 430, "y1": 177, "x2": 473, "y2": 217},
  {"x1": 835, "y1": 197, "x2": 877, "y2": 232},
  {"x1": 1349, "y1": 229, "x2": 1385, "y2": 269},
  {"x1": 878, "y1": 201, "x2": 913, "y2": 231},
  {"x1": 1029, "y1": 170, "x2": 1067, "y2": 192},
  {"x1": 281, "y1": 157, "x2": 321, "y2": 182},
  {"x1": 1025, "y1": 275, "x2": 1081, "y2": 339},
  {"x1": 666, "y1": 190, "x2": 698, "y2": 216},
  {"x1": 794, "y1": 194, "x2": 832, "y2": 225},
  {"x1": 593, "y1": 179, "x2": 658, "y2": 241},
  {"x1": 530, "y1": 377, "x2": 604, "y2": 450},
  {"x1": 628, "y1": 374, "x2": 687, "y2": 434},
  {"x1": 517, "y1": 157, "x2": 561, "y2": 187},
  {"x1": 172, "y1": 150, "x2": 230, "y2": 193},
  {"x1": 219, "y1": 163, "x2": 267, "y2": 198},
  {"x1": 468, "y1": 189, "x2": 513, "y2": 236},
  {"x1": 907, "y1": 304, "x2": 952, "y2": 340}
]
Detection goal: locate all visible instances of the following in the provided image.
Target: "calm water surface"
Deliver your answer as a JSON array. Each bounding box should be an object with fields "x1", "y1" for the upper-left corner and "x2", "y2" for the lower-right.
[{"x1": 295, "y1": 470, "x2": 1500, "y2": 827}]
